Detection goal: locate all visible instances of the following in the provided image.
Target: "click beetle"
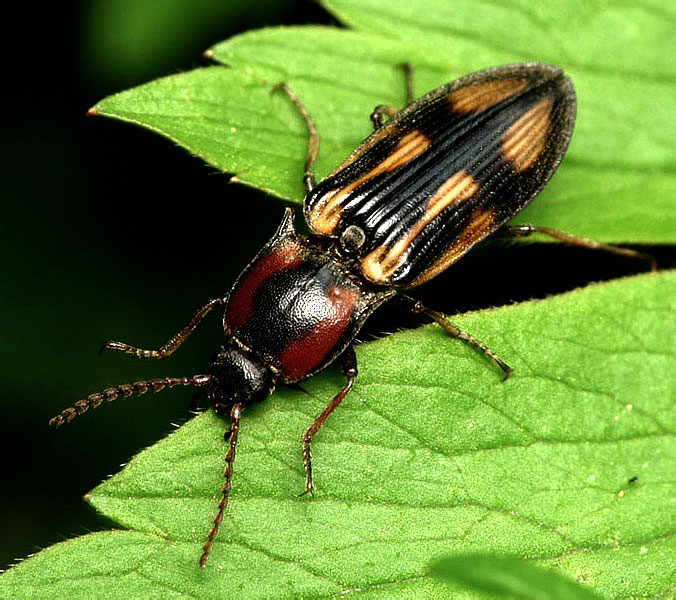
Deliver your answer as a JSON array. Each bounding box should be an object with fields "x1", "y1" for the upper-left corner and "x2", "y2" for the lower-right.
[{"x1": 50, "y1": 62, "x2": 653, "y2": 568}]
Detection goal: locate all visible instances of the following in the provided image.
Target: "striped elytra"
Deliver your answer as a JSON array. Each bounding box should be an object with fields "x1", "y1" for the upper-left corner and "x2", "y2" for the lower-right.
[{"x1": 305, "y1": 63, "x2": 576, "y2": 287}]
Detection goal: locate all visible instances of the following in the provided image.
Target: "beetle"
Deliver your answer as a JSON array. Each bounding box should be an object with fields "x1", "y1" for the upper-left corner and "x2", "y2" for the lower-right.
[{"x1": 50, "y1": 62, "x2": 653, "y2": 568}]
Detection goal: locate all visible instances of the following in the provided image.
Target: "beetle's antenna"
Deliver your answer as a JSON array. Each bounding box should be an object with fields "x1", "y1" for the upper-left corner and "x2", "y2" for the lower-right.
[
  {"x1": 199, "y1": 402, "x2": 243, "y2": 569},
  {"x1": 49, "y1": 375, "x2": 213, "y2": 427}
]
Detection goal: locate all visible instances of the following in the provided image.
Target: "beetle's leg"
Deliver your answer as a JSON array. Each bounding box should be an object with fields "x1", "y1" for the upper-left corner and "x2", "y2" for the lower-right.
[
  {"x1": 49, "y1": 374, "x2": 212, "y2": 427},
  {"x1": 101, "y1": 297, "x2": 224, "y2": 360},
  {"x1": 407, "y1": 299, "x2": 512, "y2": 381},
  {"x1": 497, "y1": 225, "x2": 657, "y2": 271},
  {"x1": 398, "y1": 62, "x2": 414, "y2": 105},
  {"x1": 272, "y1": 83, "x2": 319, "y2": 193},
  {"x1": 370, "y1": 63, "x2": 414, "y2": 129},
  {"x1": 300, "y1": 346, "x2": 358, "y2": 496},
  {"x1": 370, "y1": 105, "x2": 398, "y2": 130},
  {"x1": 199, "y1": 402, "x2": 243, "y2": 569}
]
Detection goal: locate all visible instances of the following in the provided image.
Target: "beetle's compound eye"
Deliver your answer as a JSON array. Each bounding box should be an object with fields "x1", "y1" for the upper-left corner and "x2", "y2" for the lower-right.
[
  {"x1": 340, "y1": 225, "x2": 366, "y2": 254},
  {"x1": 208, "y1": 345, "x2": 273, "y2": 409}
]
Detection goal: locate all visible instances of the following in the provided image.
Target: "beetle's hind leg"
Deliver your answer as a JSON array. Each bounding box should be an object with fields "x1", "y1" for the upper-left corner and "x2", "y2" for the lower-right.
[
  {"x1": 300, "y1": 346, "x2": 358, "y2": 496},
  {"x1": 370, "y1": 63, "x2": 414, "y2": 130},
  {"x1": 405, "y1": 298, "x2": 512, "y2": 381},
  {"x1": 370, "y1": 105, "x2": 399, "y2": 130},
  {"x1": 496, "y1": 225, "x2": 657, "y2": 271}
]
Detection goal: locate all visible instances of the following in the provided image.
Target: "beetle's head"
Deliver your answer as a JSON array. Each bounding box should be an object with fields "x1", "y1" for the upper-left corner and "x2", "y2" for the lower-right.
[{"x1": 207, "y1": 344, "x2": 274, "y2": 415}]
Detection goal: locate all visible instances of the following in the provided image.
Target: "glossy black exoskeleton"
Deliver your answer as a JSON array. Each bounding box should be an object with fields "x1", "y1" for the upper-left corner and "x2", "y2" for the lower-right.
[{"x1": 50, "y1": 63, "x2": 654, "y2": 568}]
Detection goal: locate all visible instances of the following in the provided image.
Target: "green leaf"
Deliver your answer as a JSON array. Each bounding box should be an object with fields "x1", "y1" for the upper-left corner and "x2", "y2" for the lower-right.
[
  {"x1": 2, "y1": 271, "x2": 675, "y2": 597},
  {"x1": 4, "y1": 0, "x2": 674, "y2": 597},
  {"x1": 88, "y1": 2, "x2": 676, "y2": 243},
  {"x1": 431, "y1": 554, "x2": 603, "y2": 599}
]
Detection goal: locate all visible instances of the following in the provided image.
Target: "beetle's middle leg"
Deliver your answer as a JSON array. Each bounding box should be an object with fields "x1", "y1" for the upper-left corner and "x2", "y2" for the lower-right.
[
  {"x1": 403, "y1": 297, "x2": 512, "y2": 381},
  {"x1": 273, "y1": 83, "x2": 319, "y2": 193}
]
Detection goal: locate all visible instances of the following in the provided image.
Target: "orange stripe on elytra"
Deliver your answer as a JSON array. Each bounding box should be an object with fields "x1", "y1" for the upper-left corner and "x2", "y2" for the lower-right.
[
  {"x1": 448, "y1": 78, "x2": 527, "y2": 113},
  {"x1": 361, "y1": 170, "x2": 480, "y2": 284},
  {"x1": 501, "y1": 98, "x2": 552, "y2": 172},
  {"x1": 308, "y1": 130, "x2": 431, "y2": 236},
  {"x1": 406, "y1": 204, "x2": 497, "y2": 287}
]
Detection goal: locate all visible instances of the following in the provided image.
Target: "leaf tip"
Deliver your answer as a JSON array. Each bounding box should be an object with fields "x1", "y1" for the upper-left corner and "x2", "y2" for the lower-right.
[
  {"x1": 86, "y1": 106, "x2": 98, "y2": 117},
  {"x1": 203, "y1": 48, "x2": 213, "y2": 60}
]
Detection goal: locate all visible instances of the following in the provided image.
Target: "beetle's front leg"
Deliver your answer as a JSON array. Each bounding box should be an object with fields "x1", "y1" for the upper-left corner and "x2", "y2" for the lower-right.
[
  {"x1": 300, "y1": 346, "x2": 358, "y2": 496},
  {"x1": 101, "y1": 297, "x2": 224, "y2": 360}
]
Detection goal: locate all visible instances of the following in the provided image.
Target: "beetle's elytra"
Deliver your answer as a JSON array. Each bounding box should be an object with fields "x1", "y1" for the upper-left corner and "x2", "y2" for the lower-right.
[
  {"x1": 50, "y1": 62, "x2": 653, "y2": 569},
  {"x1": 305, "y1": 63, "x2": 576, "y2": 287}
]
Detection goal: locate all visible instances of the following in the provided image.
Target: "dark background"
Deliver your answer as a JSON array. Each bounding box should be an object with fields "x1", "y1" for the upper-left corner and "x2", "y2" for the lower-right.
[{"x1": 1, "y1": 1, "x2": 667, "y2": 572}]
